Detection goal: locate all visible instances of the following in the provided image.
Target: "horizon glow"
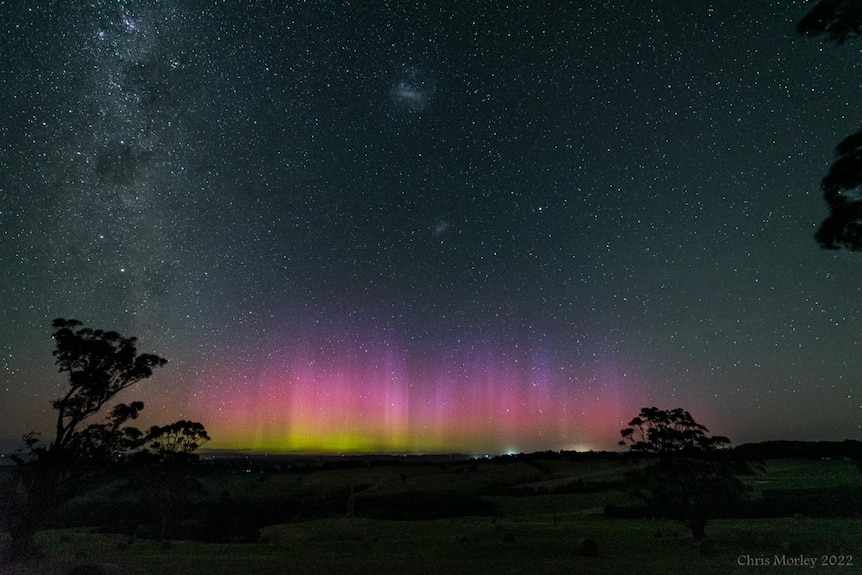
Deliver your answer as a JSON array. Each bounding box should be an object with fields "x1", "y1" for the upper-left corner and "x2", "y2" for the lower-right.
[{"x1": 187, "y1": 331, "x2": 634, "y2": 454}]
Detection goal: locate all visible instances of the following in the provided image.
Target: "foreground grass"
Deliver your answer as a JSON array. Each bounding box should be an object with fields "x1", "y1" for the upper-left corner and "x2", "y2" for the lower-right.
[
  {"x1": 5, "y1": 515, "x2": 857, "y2": 575},
  {"x1": 4, "y1": 456, "x2": 859, "y2": 574},
  {"x1": 748, "y1": 458, "x2": 861, "y2": 492}
]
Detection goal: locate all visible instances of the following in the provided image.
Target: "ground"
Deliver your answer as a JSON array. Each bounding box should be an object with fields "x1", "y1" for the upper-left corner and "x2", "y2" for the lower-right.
[{"x1": 2, "y1": 456, "x2": 860, "y2": 574}]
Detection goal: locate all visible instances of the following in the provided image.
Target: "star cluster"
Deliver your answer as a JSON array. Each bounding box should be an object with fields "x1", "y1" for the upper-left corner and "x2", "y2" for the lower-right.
[{"x1": 1, "y1": 1, "x2": 860, "y2": 454}]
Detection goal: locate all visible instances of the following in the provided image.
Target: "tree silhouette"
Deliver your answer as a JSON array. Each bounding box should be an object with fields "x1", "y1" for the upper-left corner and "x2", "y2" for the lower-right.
[
  {"x1": 145, "y1": 420, "x2": 211, "y2": 463},
  {"x1": 798, "y1": 1, "x2": 862, "y2": 249},
  {"x1": 618, "y1": 407, "x2": 746, "y2": 541},
  {"x1": 814, "y1": 129, "x2": 862, "y2": 250},
  {"x1": 46, "y1": 318, "x2": 166, "y2": 457},
  {"x1": 619, "y1": 406, "x2": 730, "y2": 454},
  {"x1": 3, "y1": 318, "x2": 208, "y2": 559},
  {"x1": 797, "y1": 0, "x2": 862, "y2": 44},
  {"x1": 127, "y1": 421, "x2": 211, "y2": 540},
  {"x1": 62, "y1": 401, "x2": 146, "y2": 462}
]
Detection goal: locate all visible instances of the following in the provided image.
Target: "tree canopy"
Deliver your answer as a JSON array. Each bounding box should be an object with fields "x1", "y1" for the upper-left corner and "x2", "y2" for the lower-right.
[
  {"x1": 814, "y1": 129, "x2": 862, "y2": 250},
  {"x1": 618, "y1": 406, "x2": 730, "y2": 454},
  {"x1": 618, "y1": 407, "x2": 744, "y2": 541},
  {"x1": 798, "y1": 1, "x2": 862, "y2": 250},
  {"x1": 145, "y1": 420, "x2": 211, "y2": 463},
  {"x1": 47, "y1": 318, "x2": 167, "y2": 458},
  {"x1": 4, "y1": 318, "x2": 208, "y2": 560},
  {"x1": 797, "y1": 0, "x2": 862, "y2": 44}
]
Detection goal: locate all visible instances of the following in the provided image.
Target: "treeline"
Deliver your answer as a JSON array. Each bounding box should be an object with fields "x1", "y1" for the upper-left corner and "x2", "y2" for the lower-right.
[
  {"x1": 485, "y1": 440, "x2": 862, "y2": 462},
  {"x1": 734, "y1": 440, "x2": 862, "y2": 461}
]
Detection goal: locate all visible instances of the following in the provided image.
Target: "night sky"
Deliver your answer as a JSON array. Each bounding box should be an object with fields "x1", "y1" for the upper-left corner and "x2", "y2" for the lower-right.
[{"x1": 1, "y1": 1, "x2": 860, "y2": 455}]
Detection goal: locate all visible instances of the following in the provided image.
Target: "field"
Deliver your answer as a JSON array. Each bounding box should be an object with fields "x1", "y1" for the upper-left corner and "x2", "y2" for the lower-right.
[{"x1": 2, "y1": 454, "x2": 860, "y2": 575}]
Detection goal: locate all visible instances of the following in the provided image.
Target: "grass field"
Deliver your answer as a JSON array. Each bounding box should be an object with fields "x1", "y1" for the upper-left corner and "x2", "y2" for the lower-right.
[{"x1": 3, "y1": 456, "x2": 860, "y2": 574}]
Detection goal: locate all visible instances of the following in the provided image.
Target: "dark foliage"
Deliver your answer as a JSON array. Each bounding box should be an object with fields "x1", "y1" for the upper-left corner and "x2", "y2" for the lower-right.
[
  {"x1": 797, "y1": 0, "x2": 862, "y2": 44},
  {"x1": 734, "y1": 439, "x2": 862, "y2": 460},
  {"x1": 47, "y1": 318, "x2": 167, "y2": 458},
  {"x1": 607, "y1": 485, "x2": 862, "y2": 521},
  {"x1": 797, "y1": 2, "x2": 862, "y2": 249},
  {"x1": 621, "y1": 456, "x2": 748, "y2": 539},
  {"x1": 143, "y1": 420, "x2": 211, "y2": 463},
  {"x1": 617, "y1": 407, "x2": 747, "y2": 540},
  {"x1": 49, "y1": 496, "x2": 142, "y2": 532},
  {"x1": 619, "y1": 407, "x2": 730, "y2": 454},
  {"x1": 813, "y1": 129, "x2": 862, "y2": 250},
  {"x1": 2, "y1": 319, "x2": 209, "y2": 559},
  {"x1": 125, "y1": 460, "x2": 208, "y2": 540}
]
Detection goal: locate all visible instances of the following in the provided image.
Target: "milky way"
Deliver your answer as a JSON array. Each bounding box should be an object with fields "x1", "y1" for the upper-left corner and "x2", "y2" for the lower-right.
[{"x1": 2, "y1": 1, "x2": 860, "y2": 455}]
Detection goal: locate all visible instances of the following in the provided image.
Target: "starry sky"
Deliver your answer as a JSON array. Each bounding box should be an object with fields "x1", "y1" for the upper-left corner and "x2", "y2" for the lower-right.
[{"x1": 1, "y1": 1, "x2": 860, "y2": 456}]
